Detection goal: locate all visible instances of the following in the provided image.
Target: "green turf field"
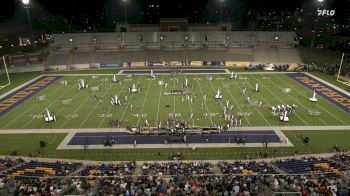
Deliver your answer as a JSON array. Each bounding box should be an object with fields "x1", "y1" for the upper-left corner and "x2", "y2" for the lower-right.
[
  {"x1": 0, "y1": 73, "x2": 349, "y2": 129},
  {"x1": 0, "y1": 130, "x2": 349, "y2": 161}
]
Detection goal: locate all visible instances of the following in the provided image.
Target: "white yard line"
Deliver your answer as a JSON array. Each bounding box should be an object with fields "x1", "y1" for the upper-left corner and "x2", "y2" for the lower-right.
[
  {"x1": 22, "y1": 78, "x2": 91, "y2": 129},
  {"x1": 218, "y1": 75, "x2": 260, "y2": 126},
  {"x1": 78, "y1": 80, "x2": 116, "y2": 128},
  {"x1": 119, "y1": 76, "x2": 143, "y2": 125},
  {"x1": 173, "y1": 75, "x2": 176, "y2": 115},
  {"x1": 207, "y1": 79, "x2": 228, "y2": 120},
  {"x1": 194, "y1": 77, "x2": 214, "y2": 126},
  {"x1": 155, "y1": 75, "x2": 165, "y2": 122},
  {"x1": 222, "y1": 76, "x2": 254, "y2": 126},
  {"x1": 3, "y1": 78, "x2": 68, "y2": 128},
  {"x1": 250, "y1": 75, "x2": 310, "y2": 126},
  {"x1": 275, "y1": 74, "x2": 347, "y2": 125},
  {"x1": 238, "y1": 77, "x2": 271, "y2": 126},
  {"x1": 257, "y1": 75, "x2": 328, "y2": 126},
  {"x1": 98, "y1": 78, "x2": 133, "y2": 128},
  {"x1": 184, "y1": 75, "x2": 195, "y2": 127},
  {"x1": 57, "y1": 79, "x2": 96, "y2": 129},
  {"x1": 136, "y1": 77, "x2": 152, "y2": 126}
]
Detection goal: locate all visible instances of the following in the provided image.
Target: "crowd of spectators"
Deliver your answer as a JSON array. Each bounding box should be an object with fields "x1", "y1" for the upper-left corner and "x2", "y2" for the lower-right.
[
  {"x1": 332, "y1": 152, "x2": 350, "y2": 171},
  {"x1": 141, "y1": 161, "x2": 214, "y2": 177},
  {"x1": 218, "y1": 161, "x2": 277, "y2": 175},
  {"x1": 0, "y1": 154, "x2": 349, "y2": 195},
  {"x1": 0, "y1": 157, "x2": 23, "y2": 172},
  {"x1": 81, "y1": 162, "x2": 136, "y2": 177},
  {"x1": 261, "y1": 174, "x2": 349, "y2": 195}
]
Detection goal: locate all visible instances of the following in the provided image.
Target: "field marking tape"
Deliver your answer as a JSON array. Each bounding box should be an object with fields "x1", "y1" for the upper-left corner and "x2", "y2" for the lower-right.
[
  {"x1": 221, "y1": 75, "x2": 254, "y2": 126},
  {"x1": 98, "y1": 77, "x2": 134, "y2": 128},
  {"x1": 155, "y1": 75, "x2": 165, "y2": 122},
  {"x1": 233, "y1": 75, "x2": 269, "y2": 126},
  {"x1": 2, "y1": 77, "x2": 69, "y2": 128},
  {"x1": 119, "y1": 76, "x2": 143, "y2": 126},
  {"x1": 207, "y1": 78, "x2": 230, "y2": 124},
  {"x1": 23, "y1": 78, "x2": 83, "y2": 129},
  {"x1": 184, "y1": 75, "x2": 195, "y2": 127},
  {"x1": 57, "y1": 78, "x2": 97, "y2": 129},
  {"x1": 257, "y1": 74, "x2": 328, "y2": 126},
  {"x1": 136, "y1": 77, "x2": 152, "y2": 126},
  {"x1": 78, "y1": 78, "x2": 117, "y2": 128},
  {"x1": 195, "y1": 76, "x2": 214, "y2": 126},
  {"x1": 173, "y1": 75, "x2": 176, "y2": 117},
  {"x1": 274, "y1": 74, "x2": 347, "y2": 125},
  {"x1": 252, "y1": 75, "x2": 310, "y2": 126}
]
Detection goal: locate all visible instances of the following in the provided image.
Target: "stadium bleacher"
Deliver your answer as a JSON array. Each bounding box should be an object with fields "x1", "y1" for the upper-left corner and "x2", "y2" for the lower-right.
[
  {"x1": 141, "y1": 161, "x2": 214, "y2": 177},
  {"x1": 218, "y1": 161, "x2": 277, "y2": 175},
  {"x1": 0, "y1": 153, "x2": 349, "y2": 195},
  {"x1": 50, "y1": 31, "x2": 297, "y2": 51},
  {"x1": 3, "y1": 161, "x2": 82, "y2": 180},
  {"x1": 275, "y1": 157, "x2": 342, "y2": 174},
  {"x1": 0, "y1": 158, "x2": 23, "y2": 172},
  {"x1": 81, "y1": 162, "x2": 135, "y2": 177}
]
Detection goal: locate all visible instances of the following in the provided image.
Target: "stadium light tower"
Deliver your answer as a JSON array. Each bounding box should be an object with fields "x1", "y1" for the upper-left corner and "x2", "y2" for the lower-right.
[
  {"x1": 122, "y1": 0, "x2": 128, "y2": 24},
  {"x1": 22, "y1": 0, "x2": 36, "y2": 50}
]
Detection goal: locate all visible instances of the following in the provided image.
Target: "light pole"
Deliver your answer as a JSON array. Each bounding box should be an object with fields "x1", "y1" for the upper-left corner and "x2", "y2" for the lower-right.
[
  {"x1": 122, "y1": 0, "x2": 128, "y2": 24},
  {"x1": 22, "y1": 0, "x2": 36, "y2": 50}
]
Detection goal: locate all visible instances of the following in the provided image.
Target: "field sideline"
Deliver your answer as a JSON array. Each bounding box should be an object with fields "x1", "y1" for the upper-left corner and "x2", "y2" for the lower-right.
[
  {"x1": 0, "y1": 130, "x2": 349, "y2": 161},
  {"x1": 0, "y1": 72, "x2": 349, "y2": 130}
]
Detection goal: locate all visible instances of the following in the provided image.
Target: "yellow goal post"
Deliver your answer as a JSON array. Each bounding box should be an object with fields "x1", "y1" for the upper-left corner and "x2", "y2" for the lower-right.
[
  {"x1": 0, "y1": 56, "x2": 11, "y2": 90},
  {"x1": 336, "y1": 53, "x2": 350, "y2": 87}
]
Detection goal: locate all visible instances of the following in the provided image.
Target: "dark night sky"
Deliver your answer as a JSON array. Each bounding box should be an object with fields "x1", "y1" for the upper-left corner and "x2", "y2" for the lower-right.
[
  {"x1": 0, "y1": 0, "x2": 348, "y2": 24},
  {"x1": 0, "y1": 0, "x2": 304, "y2": 21}
]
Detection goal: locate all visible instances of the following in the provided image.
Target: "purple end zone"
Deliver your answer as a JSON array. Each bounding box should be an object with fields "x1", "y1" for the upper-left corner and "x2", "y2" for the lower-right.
[
  {"x1": 287, "y1": 73, "x2": 350, "y2": 114},
  {"x1": 68, "y1": 131, "x2": 280, "y2": 145},
  {"x1": 0, "y1": 76, "x2": 62, "y2": 116}
]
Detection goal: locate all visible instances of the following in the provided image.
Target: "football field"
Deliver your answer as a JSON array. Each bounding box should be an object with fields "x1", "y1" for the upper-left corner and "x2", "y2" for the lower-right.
[{"x1": 0, "y1": 71, "x2": 349, "y2": 129}]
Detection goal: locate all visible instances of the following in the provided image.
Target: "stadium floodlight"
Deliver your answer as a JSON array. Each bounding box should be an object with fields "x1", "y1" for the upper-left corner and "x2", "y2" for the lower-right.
[
  {"x1": 317, "y1": 0, "x2": 323, "y2": 2},
  {"x1": 22, "y1": 0, "x2": 36, "y2": 50}
]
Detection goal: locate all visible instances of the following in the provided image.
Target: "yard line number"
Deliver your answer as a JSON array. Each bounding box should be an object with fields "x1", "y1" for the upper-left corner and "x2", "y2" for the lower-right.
[
  {"x1": 131, "y1": 113, "x2": 147, "y2": 118},
  {"x1": 97, "y1": 113, "x2": 112, "y2": 118}
]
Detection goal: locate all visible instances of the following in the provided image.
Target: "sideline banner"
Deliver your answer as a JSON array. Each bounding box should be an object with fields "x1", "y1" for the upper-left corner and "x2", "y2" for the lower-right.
[
  {"x1": 225, "y1": 61, "x2": 251, "y2": 67},
  {"x1": 203, "y1": 61, "x2": 225, "y2": 66},
  {"x1": 190, "y1": 61, "x2": 203, "y2": 66},
  {"x1": 123, "y1": 62, "x2": 146, "y2": 67},
  {"x1": 100, "y1": 63, "x2": 122, "y2": 68}
]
